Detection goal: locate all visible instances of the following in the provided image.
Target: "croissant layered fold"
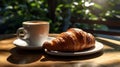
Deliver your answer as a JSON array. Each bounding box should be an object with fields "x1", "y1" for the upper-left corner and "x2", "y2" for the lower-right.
[{"x1": 43, "y1": 28, "x2": 95, "y2": 52}]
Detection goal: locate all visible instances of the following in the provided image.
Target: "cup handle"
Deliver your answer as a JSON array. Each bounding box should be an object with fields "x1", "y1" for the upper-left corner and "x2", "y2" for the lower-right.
[{"x1": 16, "y1": 27, "x2": 29, "y2": 40}]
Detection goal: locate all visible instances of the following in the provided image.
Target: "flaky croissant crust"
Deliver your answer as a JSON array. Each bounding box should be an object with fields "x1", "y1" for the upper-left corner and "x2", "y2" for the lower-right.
[{"x1": 43, "y1": 28, "x2": 95, "y2": 52}]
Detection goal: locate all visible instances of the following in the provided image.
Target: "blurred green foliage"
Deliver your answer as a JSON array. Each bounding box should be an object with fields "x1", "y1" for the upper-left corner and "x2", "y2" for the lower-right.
[
  {"x1": 0, "y1": 0, "x2": 50, "y2": 34},
  {"x1": 0, "y1": 0, "x2": 120, "y2": 34}
]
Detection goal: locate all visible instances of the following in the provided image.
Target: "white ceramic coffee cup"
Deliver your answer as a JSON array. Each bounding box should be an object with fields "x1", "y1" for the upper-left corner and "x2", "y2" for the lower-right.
[{"x1": 17, "y1": 21, "x2": 49, "y2": 47}]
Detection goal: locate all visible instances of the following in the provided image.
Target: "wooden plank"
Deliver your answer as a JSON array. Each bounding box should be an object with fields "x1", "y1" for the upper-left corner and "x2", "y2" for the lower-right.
[
  {"x1": 70, "y1": 18, "x2": 120, "y2": 26},
  {"x1": 83, "y1": 29, "x2": 120, "y2": 36}
]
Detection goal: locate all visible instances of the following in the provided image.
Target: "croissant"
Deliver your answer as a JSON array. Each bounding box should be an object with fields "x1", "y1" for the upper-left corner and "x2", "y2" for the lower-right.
[{"x1": 43, "y1": 28, "x2": 95, "y2": 52}]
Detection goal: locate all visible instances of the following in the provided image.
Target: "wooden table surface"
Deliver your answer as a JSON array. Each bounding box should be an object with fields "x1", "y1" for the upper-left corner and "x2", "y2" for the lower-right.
[{"x1": 0, "y1": 34, "x2": 120, "y2": 67}]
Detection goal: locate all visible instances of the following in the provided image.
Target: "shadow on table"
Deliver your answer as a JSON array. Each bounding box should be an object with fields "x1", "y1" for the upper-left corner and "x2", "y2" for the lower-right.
[
  {"x1": 40, "y1": 51, "x2": 103, "y2": 62},
  {"x1": 7, "y1": 47, "x2": 43, "y2": 64},
  {"x1": 7, "y1": 47, "x2": 103, "y2": 64}
]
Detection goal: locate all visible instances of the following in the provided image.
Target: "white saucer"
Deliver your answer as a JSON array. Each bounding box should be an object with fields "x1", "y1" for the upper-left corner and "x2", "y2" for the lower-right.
[
  {"x1": 13, "y1": 37, "x2": 55, "y2": 50},
  {"x1": 45, "y1": 41, "x2": 103, "y2": 56}
]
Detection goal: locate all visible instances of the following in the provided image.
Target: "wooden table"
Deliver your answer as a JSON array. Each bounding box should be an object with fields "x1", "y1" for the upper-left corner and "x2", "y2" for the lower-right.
[{"x1": 0, "y1": 34, "x2": 120, "y2": 67}]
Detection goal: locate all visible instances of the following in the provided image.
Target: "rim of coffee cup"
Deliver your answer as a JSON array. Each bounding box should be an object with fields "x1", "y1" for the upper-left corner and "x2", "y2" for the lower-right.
[{"x1": 23, "y1": 21, "x2": 49, "y2": 25}]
